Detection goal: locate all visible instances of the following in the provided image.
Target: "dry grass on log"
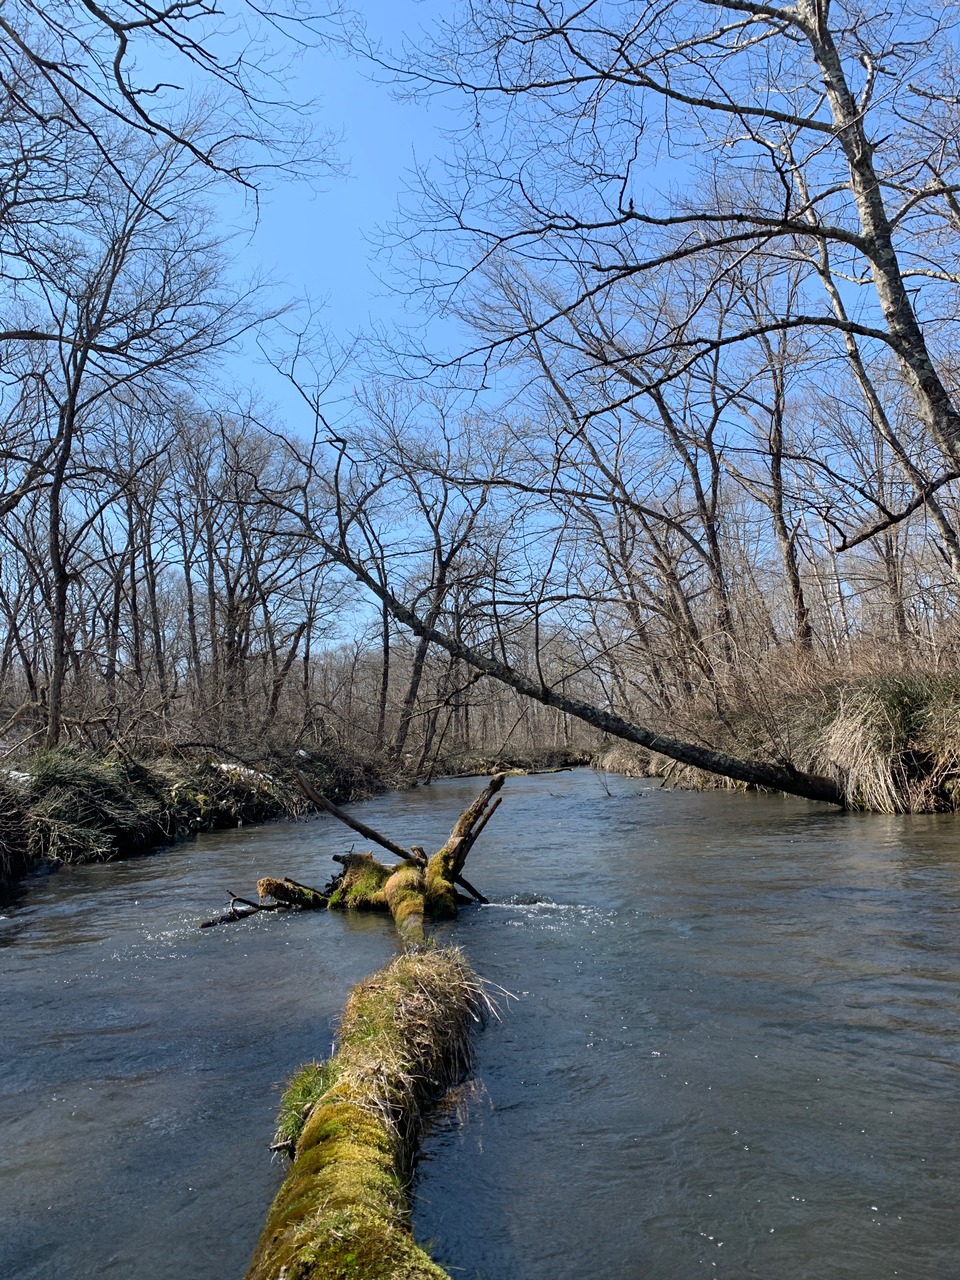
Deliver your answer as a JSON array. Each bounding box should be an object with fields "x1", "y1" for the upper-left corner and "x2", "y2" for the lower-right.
[{"x1": 245, "y1": 948, "x2": 493, "y2": 1280}]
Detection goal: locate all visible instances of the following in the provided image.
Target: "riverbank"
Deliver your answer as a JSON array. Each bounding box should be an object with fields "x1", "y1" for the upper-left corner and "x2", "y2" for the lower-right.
[
  {"x1": 593, "y1": 672, "x2": 960, "y2": 814},
  {"x1": 0, "y1": 743, "x2": 594, "y2": 900},
  {"x1": 438, "y1": 746, "x2": 592, "y2": 777},
  {"x1": 0, "y1": 744, "x2": 397, "y2": 900}
]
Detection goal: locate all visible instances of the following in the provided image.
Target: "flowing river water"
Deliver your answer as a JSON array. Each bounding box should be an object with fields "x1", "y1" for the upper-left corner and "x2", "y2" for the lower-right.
[{"x1": 1, "y1": 770, "x2": 959, "y2": 1278}]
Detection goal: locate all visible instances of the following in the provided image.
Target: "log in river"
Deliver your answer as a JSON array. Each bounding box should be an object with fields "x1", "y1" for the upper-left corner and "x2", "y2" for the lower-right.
[{"x1": 2, "y1": 771, "x2": 960, "y2": 1278}]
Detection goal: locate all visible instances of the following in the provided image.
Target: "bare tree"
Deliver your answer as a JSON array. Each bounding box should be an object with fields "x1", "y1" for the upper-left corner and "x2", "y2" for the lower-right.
[
  {"x1": 0, "y1": 127, "x2": 268, "y2": 745},
  {"x1": 0, "y1": 0, "x2": 340, "y2": 190}
]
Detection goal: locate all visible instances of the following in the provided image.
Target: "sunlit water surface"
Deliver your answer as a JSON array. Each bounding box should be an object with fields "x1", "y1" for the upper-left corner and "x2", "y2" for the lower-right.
[{"x1": 2, "y1": 772, "x2": 959, "y2": 1278}]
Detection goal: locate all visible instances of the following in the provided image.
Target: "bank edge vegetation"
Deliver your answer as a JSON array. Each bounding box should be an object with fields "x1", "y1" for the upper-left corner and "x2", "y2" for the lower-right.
[{"x1": 6, "y1": 1, "x2": 960, "y2": 820}]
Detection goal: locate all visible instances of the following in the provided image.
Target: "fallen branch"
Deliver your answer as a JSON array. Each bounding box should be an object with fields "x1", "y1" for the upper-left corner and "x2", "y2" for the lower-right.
[
  {"x1": 426, "y1": 774, "x2": 505, "y2": 920},
  {"x1": 293, "y1": 769, "x2": 413, "y2": 860},
  {"x1": 199, "y1": 891, "x2": 290, "y2": 929},
  {"x1": 454, "y1": 873, "x2": 489, "y2": 904}
]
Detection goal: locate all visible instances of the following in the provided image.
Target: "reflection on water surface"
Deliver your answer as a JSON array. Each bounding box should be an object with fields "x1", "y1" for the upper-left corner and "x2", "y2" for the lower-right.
[{"x1": 2, "y1": 772, "x2": 959, "y2": 1278}]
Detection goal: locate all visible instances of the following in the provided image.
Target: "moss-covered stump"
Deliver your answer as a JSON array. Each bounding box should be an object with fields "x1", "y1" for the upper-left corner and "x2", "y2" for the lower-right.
[
  {"x1": 245, "y1": 949, "x2": 487, "y2": 1280},
  {"x1": 240, "y1": 774, "x2": 505, "y2": 948},
  {"x1": 304, "y1": 773, "x2": 507, "y2": 947},
  {"x1": 425, "y1": 773, "x2": 505, "y2": 920}
]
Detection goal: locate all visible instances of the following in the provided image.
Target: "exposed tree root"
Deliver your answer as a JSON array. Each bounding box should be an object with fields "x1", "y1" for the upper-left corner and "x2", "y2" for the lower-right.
[
  {"x1": 244, "y1": 949, "x2": 491, "y2": 1280},
  {"x1": 270, "y1": 772, "x2": 508, "y2": 946}
]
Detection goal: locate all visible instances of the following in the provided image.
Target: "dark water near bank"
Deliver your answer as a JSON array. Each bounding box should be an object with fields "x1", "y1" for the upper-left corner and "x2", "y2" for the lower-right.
[{"x1": 2, "y1": 774, "x2": 959, "y2": 1278}]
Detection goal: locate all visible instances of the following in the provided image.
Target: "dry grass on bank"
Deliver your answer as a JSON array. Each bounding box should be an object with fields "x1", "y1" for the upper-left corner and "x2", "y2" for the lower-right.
[
  {"x1": 0, "y1": 744, "x2": 398, "y2": 896},
  {"x1": 246, "y1": 948, "x2": 493, "y2": 1280},
  {"x1": 596, "y1": 672, "x2": 960, "y2": 813}
]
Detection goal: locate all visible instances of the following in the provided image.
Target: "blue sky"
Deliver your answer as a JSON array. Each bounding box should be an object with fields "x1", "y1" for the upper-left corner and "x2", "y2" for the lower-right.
[{"x1": 218, "y1": 0, "x2": 454, "y2": 427}]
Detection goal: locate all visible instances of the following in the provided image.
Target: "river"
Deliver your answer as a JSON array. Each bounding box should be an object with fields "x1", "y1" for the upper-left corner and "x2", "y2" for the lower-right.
[{"x1": 2, "y1": 771, "x2": 958, "y2": 1278}]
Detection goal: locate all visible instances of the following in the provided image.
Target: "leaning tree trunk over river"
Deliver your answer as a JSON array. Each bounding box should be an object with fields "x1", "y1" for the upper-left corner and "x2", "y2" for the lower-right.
[{"x1": 321, "y1": 543, "x2": 845, "y2": 807}]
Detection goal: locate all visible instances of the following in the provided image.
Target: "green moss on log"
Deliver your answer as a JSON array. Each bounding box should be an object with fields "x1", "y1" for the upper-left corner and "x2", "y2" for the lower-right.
[
  {"x1": 382, "y1": 864, "x2": 426, "y2": 945},
  {"x1": 257, "y1": 877, "x2": 328, "y2": 909},
  {"x1": 423, "y1": 858, "x2": 458, "y2": 921},
  {"x1": 327, "y1": 853, "x2": 428, "y2": 945},
  {"x1": 327, "y1": 854, "x2": 392, "y2": 909},
  {"x1": 245, "y1": 949, "x2": 487, "y2": 1280}
]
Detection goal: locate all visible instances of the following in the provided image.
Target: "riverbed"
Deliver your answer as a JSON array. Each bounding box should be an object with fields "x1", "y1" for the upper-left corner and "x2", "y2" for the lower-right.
[{"x1": 2, "y1": 771, "x2": 958, "y2": 1278}]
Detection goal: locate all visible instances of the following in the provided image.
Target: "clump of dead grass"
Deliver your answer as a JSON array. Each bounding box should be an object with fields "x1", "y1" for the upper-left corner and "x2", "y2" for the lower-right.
[
  {"x1": 594, "y1": 672, "x2": 960, "y2": 813},
  {"x1": 24, "y1": 749, "x2": 172, "y2": 866},
  {"x1": 0, "y1": 744, "x2": 402, "y2": 893},
  {"x1": 0, "y1": 779, "x2": 30, "y2": 892},
  {"x1": 245, "y1": 948, "x2": 494, "y2": 1280},
  {"x1": 803, "y1": 674, "x2": 960, "y2": 812}
]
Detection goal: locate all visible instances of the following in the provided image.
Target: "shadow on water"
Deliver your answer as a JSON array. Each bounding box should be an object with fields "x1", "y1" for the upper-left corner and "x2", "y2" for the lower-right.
[{"x1": 2, "y1": 771, "x2": 960, "y2": 1279}]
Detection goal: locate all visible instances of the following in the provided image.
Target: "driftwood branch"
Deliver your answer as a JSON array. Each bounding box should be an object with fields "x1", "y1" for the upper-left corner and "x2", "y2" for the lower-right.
[
  {"x1": 293, "y1": 770, "x2": 413, "y2": 861},
  {"x1": 439, "y1": 774, "x2": 506, "y2": 881},
  {"x1": 199, "y1": 890, "x2": 291, "y2": 929},
  {"x1": 462, "y1": 793, "x2": 502, "y2": 861}
]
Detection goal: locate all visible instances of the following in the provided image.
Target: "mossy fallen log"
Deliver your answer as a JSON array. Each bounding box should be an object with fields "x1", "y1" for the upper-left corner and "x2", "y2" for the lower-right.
[
  {"x1": 277, "y1": 772, "x2": 507, "y2": 948},
  {"x1": 244, "y1": 948, "x2": 489, "y2": 1280}
]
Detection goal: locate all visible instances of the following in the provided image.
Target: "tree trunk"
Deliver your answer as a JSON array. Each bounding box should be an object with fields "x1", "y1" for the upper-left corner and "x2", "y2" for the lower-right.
[{"x1": 327, "y1": 545, "x2": 845, "y2": 806}]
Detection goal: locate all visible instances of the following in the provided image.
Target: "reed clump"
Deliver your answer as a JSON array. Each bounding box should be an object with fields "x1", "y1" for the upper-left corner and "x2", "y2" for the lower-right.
[
  {"x1": 594, "y1": 673, "x2": 960, "y2": 813},
  {"x1": 245, "y1": 948, "x2": 490, "y2": 1280}
]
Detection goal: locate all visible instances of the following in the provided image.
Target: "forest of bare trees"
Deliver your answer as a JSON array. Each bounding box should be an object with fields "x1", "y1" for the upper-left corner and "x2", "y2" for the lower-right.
[{"x1": 7, "y1": 0, "x2": 960, "y2": 810}]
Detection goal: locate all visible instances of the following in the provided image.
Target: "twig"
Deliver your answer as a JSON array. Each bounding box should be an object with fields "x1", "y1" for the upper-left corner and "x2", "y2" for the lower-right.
[
  {"x1": 293, "y1": 769, "x2": 413, "y2": 861},
  {"x1": 198, "y1": 891, "x2": 290, "y2": 929},
  {"x1": 454, "y1": 874, "x2": 489, "y2": 904}
]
